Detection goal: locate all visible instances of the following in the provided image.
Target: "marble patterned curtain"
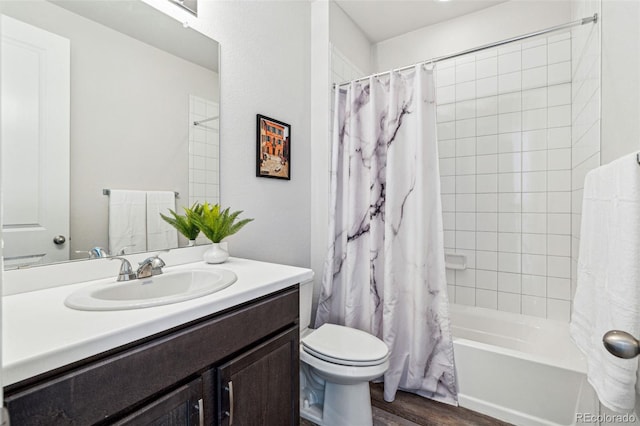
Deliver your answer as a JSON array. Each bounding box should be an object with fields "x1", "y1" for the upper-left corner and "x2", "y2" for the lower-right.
[{"x1": 315, "y1": 65, "x2": 458, "y2": 405}]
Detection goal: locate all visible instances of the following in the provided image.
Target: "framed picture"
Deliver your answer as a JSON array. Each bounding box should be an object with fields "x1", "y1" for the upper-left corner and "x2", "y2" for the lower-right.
[{"x1": 256, "y1": 114, "x2": 291, "y2": 180}]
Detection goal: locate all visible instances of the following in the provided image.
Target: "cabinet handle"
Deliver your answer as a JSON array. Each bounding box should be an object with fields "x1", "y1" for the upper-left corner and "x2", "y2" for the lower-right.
[
  {"x1": 198, "y1": 398, "x2": 204, "y2": 426},
  {"x1": 224, "y1": 381, "x2": 234, "y2": 425}
]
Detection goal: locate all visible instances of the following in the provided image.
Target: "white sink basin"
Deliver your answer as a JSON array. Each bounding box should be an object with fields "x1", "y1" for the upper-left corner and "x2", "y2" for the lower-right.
[{"x1": 65, "y1": 269, "x2": 237, "y2": 311}]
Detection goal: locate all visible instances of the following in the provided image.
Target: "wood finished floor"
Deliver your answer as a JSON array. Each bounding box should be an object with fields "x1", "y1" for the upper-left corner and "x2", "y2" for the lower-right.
[{"x1": 301, "y1": 383, "x2": 513, "y2": 426}]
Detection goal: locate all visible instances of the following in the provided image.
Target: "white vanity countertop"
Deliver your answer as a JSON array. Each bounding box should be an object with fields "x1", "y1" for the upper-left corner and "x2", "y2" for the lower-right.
[{"x1": 2, "y1": 257, "x2": 313, "y2": 386}]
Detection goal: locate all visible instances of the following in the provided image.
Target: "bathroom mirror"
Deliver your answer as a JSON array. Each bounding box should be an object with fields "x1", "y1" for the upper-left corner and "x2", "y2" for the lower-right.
[{"x1": 1, "y1": 0, "x2": 220, "y2": 269}]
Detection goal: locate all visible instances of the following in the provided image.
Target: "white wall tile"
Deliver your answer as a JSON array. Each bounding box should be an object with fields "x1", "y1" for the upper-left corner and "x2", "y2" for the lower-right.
[
  {"x1": 522, "y1": 274, "x2": 547, "y2": 297},
  {"x1": 499, "y1": 233, "x2": 522, "y2": 253},
  {"x1": 499, "y1": 51, "x2": 521, "y2": 74},
  {"x1": 499, "y1": 212, "x2": 521, "y2": 233},
  {"x1": 522, "y1": 66, "x2": 547, "y2": 90},
  {"x1": 476, "y1": 289, "x2": 498, "y2": 309},
  {"x1": 456, "y1": 285, "x2": 476, "y2": 306},
  {"x1": 522, "y1": 171, "x2": 547, "y2": 192},
  {"x1": 498, "y1": 112, "x2": 522, "y2": 133},
  {"x1": 456, "y1": 230, "x2": 476, "y2": 250},
  {"x1": 523, "y1": 233, "x2": 547, "y2": 255},
  {"x1": 548, "y1": 213, "x2": 570, "y2": 235},
  {"x1": 441, "y1": 176, "x2": 455, "y2": 194},
  {"x1": 548, "y1": 40, "x2": 571, "y2": 64},
  {"x1": 548, "y1": 127, "x2": 571, "y2": 149},
  {"x1": 456, "y1": 81, "x2": 477, "y2": 101},
  {"x1": 477, "y1": 115, "x2": 498, "y2": 136},
  {"x1": 547, "y1": 299, "x2": 570, "y2": 321},
  {"x1": 523, "y1": 108, "x2": 548, "y2": 131},
  {"x1": 522, "y1": 253, "x2": 546, "y2": 276},
  {"x1": 522, "y1": 45, "x2": 547, "y2": 69},
  {"x1": 436, "y1": 68, "x2": 456, "y2": 88},
  {"x1": 456, "y1": 194, "x2": 476, "y2": 212},
  {"x1": 456, "y1": 137, "x2": 476, "y2": 156},
  {"x1": 547, "y1": 255, "x2": 571, "y2": 278},
  {"x1": 498, "y1": 271, "x2": 522, "y2": 292},
  {"x1": 437, "y1": 85, "x2": 456, "y2": 104},
  {"x1": 498, "y1": 152, "x2": 522, "y2": 173},
  {"x1": 522, "y1": 213, "x2": 547, "y2": 234},
  {"x1": 522, "y1": 150, "x2": 547, "y2": 172},
  {"x1": 456, "y1": 269, "x2": 476, "y2": 286},
  {"x1": 548, "y1": 105, "x2": 571, "y2": 128},
  {"x1": 548, "y1": 192, "x2": 571, "y2": 213},
  {"x1": 456, "y1": 119, "x2": 476, "y2": 138},
  {"x1": 477, "y1": 213, "x2": 498, "y2": 232},
  {"x1": 547, "y1": 277, "x2": 571, "y2": 300},
  {"x1": 548, "y1": 62, "x2": 571, "y2": 85},
  {"x1": 522, "y1": 130, "x2": 546, "y2": 151},
  {"x1": 476, "y1": 96, "x2": 498, "y2": 117},
  {"x1": 456, "y1": 156, "x2": 476, "y2": 175},
  {"x1": 548, "y1": 83, "x2": 571, "y2": 106},
  {"x1": 522, "y1": 295, "x2": 547, "y2": 318},
  {"x1": 456, "y1": 62, "x2": 476, "y2": 83},
  {"x1": 522, "y1": 87, "x2": 547, "y2": 110},
  {"x1": 498, "y1": 71, "x2": 522, "y2": 94},
  {"x1": 477, "y1": 154, "x2": 498, "y2": 174},
  {"x1": 476, "y1": 77, "x2": 498, "y2": 98},
  {"x1": 456, "y1": 212, "x2": 476, "y2": 231},
  {"x1": 456, "y1": 175, "x2": 476, "y2": 194},
  {"x1": 477, "y1": 193, "x2": 498, "y2": 212},
  {"x1": 498, "y1": 132, "x2": 522, "y2": 153},
  {"x1": 498, "y1": 92, "x2": 522, "y2": 113},
  {"x1": 548, "y1": 234, "x2": 571, "y2": 257},
  {"x1": 456, "y1": 100, "x2": 476, "y2": 120},
  {"x1": 477, "y1": 232, "x2": 498, "y2": 251},
  {"x1": 547, "y1": 170, "x2": 571, "y2": 191},
  {"x1": 499, "y1": 193, "x2": 522, "y2": 212},
  {"x1": 476, "y1": 57, "x2": 498, "y2": 79},
  {"x1": 498, "y1": 292, "x2": 521, "y2": 314},
  {"x1": 438, "y1": 140, "x2": 456, "y2": 158},
  {"x1": 477, "y1": 174, "x2": 498, "y2": 193},
  {"x1": 477, "y1": 270, "x2": 498, "y2": 291},
  {"x1": 477, "y1": 251, "x2": 498, "y2": 271},
  {"x1": 438, "y1": 122, "x2": 456, "y2": 140},
  {"x1": 477, "y1": 135, "x2": 498, "y2": 155},
  {"x1": 523, "y1": 192, "x2": 547, "y2": 213}
]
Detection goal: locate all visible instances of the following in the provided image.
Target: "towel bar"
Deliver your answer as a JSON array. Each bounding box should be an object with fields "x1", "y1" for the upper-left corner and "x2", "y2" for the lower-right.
[{"x1": 103, "y1": 189, "x2": 179, "y2": 198}]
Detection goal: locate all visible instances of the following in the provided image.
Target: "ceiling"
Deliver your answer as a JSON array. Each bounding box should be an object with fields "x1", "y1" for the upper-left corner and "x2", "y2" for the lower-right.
[{"x1": 335, "y1": 0, "x2": 509, "y2": 43}]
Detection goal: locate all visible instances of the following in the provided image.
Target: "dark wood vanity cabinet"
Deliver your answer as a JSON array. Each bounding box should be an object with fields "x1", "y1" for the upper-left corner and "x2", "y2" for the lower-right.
[{"x1": 4, "y1": 286, "x2": 300, "y2": 426}]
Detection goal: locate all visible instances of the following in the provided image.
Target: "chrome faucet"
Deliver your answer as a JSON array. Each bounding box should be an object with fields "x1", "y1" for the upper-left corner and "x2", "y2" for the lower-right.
[
  {"x1": 111, "y1": 257, "x2": 137, "y2": 281},
  {"x1": 137, "y1": 254, "x2": 166, "y2": 279}
]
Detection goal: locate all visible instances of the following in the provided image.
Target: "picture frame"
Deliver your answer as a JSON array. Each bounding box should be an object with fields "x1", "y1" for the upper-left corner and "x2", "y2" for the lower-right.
[{"x1": 256, "y1": 114, "x2": 291, "y2": 180}]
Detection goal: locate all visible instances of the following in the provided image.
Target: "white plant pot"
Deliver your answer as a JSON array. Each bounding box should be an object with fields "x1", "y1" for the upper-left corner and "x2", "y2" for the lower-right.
[
  {"x1": 188, "y1": 239, "x2": 197, "y2": 247},
  {"x1": 203, "y1": 242, "x2": 229, "y2": 264}
]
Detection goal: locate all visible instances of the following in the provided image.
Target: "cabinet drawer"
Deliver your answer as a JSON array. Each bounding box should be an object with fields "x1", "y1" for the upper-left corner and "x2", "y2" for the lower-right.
[{"x1": 5, "y1": 287, "x2": 299, "y2": 425}]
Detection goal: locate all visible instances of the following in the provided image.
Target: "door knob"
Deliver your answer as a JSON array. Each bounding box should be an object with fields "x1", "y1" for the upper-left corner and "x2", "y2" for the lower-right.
[
  {"x1": 603, "y1": 330, "x2": 640, "y2": 359},
  {"x1": 53, "y1": 235, "x2": 66, "y2": 245}
]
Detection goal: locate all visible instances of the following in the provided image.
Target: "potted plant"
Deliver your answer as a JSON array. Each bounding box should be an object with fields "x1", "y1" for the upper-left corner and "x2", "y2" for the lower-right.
[
  {"x1": 160, "y1": 203, "x2": 203, "y2": 246},
  {"x1": 186, "y1": 202, "x2": 254, "y2": 263}
]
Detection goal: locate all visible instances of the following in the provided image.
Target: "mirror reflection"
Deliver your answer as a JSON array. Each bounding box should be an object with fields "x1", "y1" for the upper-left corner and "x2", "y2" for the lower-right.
[{"x1": 1, "y1": 0, "x2": 220, "y2": 269}]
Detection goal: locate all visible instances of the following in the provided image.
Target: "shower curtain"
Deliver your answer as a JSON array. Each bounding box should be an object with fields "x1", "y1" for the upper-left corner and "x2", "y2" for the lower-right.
[{"x1": 315, "y1": 65, "x2": 457, "y2": 405}]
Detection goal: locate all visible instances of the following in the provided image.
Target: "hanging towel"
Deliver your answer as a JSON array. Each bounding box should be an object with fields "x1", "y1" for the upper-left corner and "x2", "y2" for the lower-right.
[
  {"x1": 146, "y1": 191, "x2": 178, "y2": 251},
  {"x1": 570, "y1": 152, "x2": 640, "y2": 413},
  {"x1": 108, "y1": 190, "x2": 147, "y2": 255}
]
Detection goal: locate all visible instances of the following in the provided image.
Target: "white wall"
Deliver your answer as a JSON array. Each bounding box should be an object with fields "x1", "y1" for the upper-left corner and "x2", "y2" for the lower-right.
[
  {"x1": 329, "y1": 2, "x2": 373, "y2": 76},
  {"x1": 373, "y1": 1, "x2": 571, "y2": 73},
  {"x1": 600, "y1": 0, "x2": 640, "y2": 164},
  {"x1": 2, "y1": 1, "x2": 218, "y2": 258},
  {"x1": 145, "y1": 0, "x2": 312, "y2": 268}
]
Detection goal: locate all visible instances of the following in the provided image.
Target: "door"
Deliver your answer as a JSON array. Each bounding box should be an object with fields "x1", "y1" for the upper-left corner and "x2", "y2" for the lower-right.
[
  {"x1": 217, "y1": 327, "x2": 299, "y2": 426},
  {"x1": 115, "y1": 378, "x2": 203, "y2": 426},
  {"x1": 1, "y1": 14, "x2": 70, "y2": 267}
]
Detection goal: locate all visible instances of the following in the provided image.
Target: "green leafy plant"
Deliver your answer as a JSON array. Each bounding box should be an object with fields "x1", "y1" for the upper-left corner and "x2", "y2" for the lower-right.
[
  {"x1": 187, "y1": 202, "x2": 254, "y2": 243},
  {"x1": 160, "y1": 202, "x2": 203, "y2": 241}
]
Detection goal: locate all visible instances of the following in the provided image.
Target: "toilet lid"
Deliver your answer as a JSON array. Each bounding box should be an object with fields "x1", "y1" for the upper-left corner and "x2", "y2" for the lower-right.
[{"x1": 302, "y1": 324, "x2": 389, "y2": 366}]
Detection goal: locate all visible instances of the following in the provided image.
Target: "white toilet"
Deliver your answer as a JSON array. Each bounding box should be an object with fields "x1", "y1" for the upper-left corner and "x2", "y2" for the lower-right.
[{"x1": 299, "y1": 280, "x2": 390, "y2": 426}]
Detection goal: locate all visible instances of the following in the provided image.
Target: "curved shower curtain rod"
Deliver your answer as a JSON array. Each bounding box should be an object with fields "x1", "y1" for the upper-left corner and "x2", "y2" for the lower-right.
[{"x1": 334, "y1": 13, "x2": 598, "y2": 88}]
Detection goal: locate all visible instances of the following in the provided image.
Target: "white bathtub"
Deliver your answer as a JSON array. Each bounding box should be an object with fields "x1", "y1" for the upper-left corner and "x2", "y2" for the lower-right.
[{"x1": 450, "y1": 304, "x2": 599, "y2": 426}]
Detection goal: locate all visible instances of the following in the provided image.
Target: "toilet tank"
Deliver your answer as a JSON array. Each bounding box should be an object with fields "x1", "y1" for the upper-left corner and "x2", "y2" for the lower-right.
[{"x1": 299, "y1": 279, "x2": 314, "y2": 333}]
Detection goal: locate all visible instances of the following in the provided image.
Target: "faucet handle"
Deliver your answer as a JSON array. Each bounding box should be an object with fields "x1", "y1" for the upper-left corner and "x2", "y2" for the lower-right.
[{"x1": 111, "y1": 257, "x2": 137, "y2": 281}]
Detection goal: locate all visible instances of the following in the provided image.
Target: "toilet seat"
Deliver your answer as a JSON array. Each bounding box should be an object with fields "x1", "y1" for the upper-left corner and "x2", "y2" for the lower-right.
[{"x1": 302, "y1": 324, "x2": 389, "y2": 367}]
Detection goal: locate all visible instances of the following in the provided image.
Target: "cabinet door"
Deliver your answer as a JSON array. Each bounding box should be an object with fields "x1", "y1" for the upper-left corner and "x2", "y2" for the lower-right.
[
  {"x1": 217, "y1": 327, "x2": 299, "y2": 426},
  {"x1": 115, "y1": 377, "x2": 203, "y2": 426}
]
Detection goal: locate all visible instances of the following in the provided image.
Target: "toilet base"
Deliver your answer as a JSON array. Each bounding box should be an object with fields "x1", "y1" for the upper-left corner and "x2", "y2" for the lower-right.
[{"x1": 300, "y1": 380, "x2": 373, "y2": 426}]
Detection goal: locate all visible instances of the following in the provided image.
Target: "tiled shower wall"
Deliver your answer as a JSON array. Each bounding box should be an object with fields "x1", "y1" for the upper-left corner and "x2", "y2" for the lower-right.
[
  {"x1": 188, "y1": 95, "x2": 220, "y2": 209},
  {"x1": 437, "y1": 31, "x2": 574, "y2": 321}
]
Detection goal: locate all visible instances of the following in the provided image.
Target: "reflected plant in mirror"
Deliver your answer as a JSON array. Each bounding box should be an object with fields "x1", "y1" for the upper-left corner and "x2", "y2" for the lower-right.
[
  {"x1": 160, "y1": 203, "x2": 203, "y2": 246},
  {"x1": 0, "y1": 0, "x2": 220, "y2": 269}
]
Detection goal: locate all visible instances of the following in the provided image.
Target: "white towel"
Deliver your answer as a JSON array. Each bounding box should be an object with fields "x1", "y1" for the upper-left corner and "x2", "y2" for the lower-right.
[
  {"x1": 570, "y1": 152, "x2": 640, "y2": 412},
  {"x1": 108, "y1": 190, "x2": 147, "y2": 255},
  {"x1": 146, "y1": 191, "x2": 178, "y2": 251}
]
